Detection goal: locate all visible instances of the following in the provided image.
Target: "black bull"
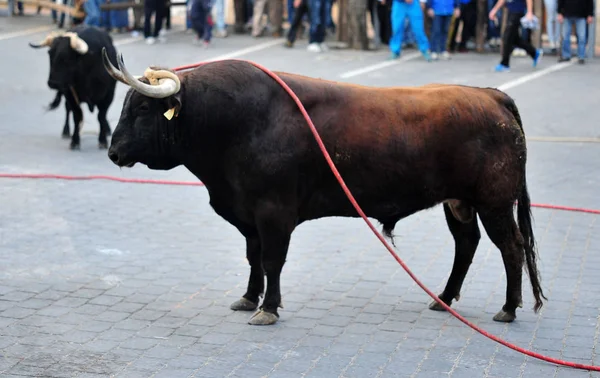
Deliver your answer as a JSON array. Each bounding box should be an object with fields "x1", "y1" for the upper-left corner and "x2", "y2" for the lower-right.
[
  {"x1": 29, "y1": 25, "x2": 118, "y2": 150},
  {"x1": 102, "y1": 49, "x2": 547, "y2": 326}
]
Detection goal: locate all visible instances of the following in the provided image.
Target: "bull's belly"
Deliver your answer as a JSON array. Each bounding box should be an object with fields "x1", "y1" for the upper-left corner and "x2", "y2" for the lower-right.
[{"x1": 297, "y1": 188, "x2": 441, "y2": 223}]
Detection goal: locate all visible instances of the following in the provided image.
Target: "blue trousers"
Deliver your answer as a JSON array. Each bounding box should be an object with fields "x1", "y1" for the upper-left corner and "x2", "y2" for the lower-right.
[
  {"x1": 562, "y1": 17, "x2": 587, "y2": 59},
  {"x1": 84, "y1": 0, "x2": 101, "y2": 26},
  {"x1": 431, "y1": 14, "x2": 451, "y2": 53},
  {"x1": 192, "y1": 7, "x2": 213, "y2": 42},
  {"x1": 308, "y1": 0, "x2": 327, "y2": 43},
  {"x1": 389, "y1": 0, "x2": 429, "y2": 55}
]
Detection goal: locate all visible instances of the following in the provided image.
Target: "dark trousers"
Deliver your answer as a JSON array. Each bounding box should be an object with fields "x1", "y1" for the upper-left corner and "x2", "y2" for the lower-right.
[
  {"x1": 192, "y1": 6, "x2": 213, "y2": 41},
  {"x1": 449, "y1": 1, "x2": 476, "y2": 50},
  {"x1": 431, "y1": 14, "x2": 452, "y2": 53},
  {"x1": 308, "y1": 0, "x2": 327, "y2": 43},
  {"x1": 500, "y1": 11, "x2": 536, "y2": 66},
  {"x1": 144, "y1": 0, "x2": 165, "y2": 38},
  {"x1": 287, "y1": 0, "x2": 309, "y2": 43}
]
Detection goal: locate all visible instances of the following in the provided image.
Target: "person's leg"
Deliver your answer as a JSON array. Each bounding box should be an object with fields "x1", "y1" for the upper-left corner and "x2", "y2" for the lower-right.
[
  {"x1": 441, "y1": 15, "x2": 452, "y2": 58},
  {"x1": 560, "y1": 18, "x2": 572, "y2": 59},
  {"x1": 307, "y1": 0, "x2": 325, "y2": 49},
  {"x1": 497, "y1": 11, "x2": 521, "y2": 69},
  {"x1": 154, "y1": 1, "x2": 165, "y2": 38},
  {"x1": 192, "y1": 8, "x2": 206, "y2": 41},
  {"x1": 287, "y1": 0, "x2": 295, "y2": 23},
  {"x1": 251, "y1": 0, "x2": 267, "y2": 37},
  {"x1": 389, "y1": 1, "x2": 407, "y2": 57},
  {"x1": 215, "y1": 0, "x2": 227, "y2": 35},
  {"x1": 574, "y1": 17, "x2": 587, "y2": 60},
  {"x1": 431, "y1": 14, "x2": 442, "y2": 54},
  {"x1": 286, "y1": 0, "x2": 308, "y2": 44},
  {"x1": 543, "y1": 0, "x2": 557, "y2": 48},
  {"x1": 143, "y1": 1, "x2": 154, "y2": 39},
  {"x1": 268, "y1": 0, "x2": 284, "y2": 35},
  {"x1": 407, "y1": 0, "x2": 431, "y2": 59}
]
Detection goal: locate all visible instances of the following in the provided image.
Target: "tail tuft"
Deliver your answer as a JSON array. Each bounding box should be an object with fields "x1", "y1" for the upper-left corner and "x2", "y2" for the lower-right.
[{"x1": 47, "y1": 91, "x2": 62, "y2": 111}]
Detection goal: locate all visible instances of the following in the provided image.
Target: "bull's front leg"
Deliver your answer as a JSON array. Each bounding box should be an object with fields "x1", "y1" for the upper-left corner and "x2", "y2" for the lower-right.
[
  {"x1": 247, "y1": 202, "x2": 295, "y2": 326},
  {"x1": 65, "y1": 93, "x2": 83, "y2": 150},
  {"x1": 230, "y1": 236, "x2": 263, "y2": 311}
]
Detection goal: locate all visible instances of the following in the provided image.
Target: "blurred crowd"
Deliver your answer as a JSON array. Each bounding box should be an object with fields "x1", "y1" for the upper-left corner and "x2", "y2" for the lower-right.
[{"x1": 8, "y1": 0, "x2": 596, "y2": 68}]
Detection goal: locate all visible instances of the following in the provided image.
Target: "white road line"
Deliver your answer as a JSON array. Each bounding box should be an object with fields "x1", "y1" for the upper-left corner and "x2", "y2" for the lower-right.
[
  {"x1": 526, "y1": 136, "x2": 600, "y2": 143},
  {"x1": 339, "y1": 52, "x2": 420, "y2": 79},
  {"x1": 114, "y1": 36, "x2": 143, "y2": 47},
  {"x1": 497, "y1": 60, "x2": 576, "y2": 91},
  {"x1": 0, "y1": 25, "x2": 54, "y2": 41},
  {"x1": 203, "y1": 38, "x2": 286, "y2": 62}
]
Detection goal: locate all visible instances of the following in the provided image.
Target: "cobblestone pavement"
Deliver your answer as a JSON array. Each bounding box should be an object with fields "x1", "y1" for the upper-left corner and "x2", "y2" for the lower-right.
[{"x1": 1, "y1": 14, "x2": 600, "y2": 378}]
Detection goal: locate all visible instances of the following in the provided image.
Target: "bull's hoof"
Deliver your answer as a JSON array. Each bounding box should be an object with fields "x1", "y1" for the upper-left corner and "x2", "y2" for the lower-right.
[
  {"x1": 428, "y1": 299, "x2": 449, "y2": 312},
  {"x1": 105, "y1": 128, "x2": 112, "y2": 136},
  {"x1": 70, "y1": 142, "x2": 80, "y2": 150},
  {"x1": 248, "y1": 309, "x2": 279, "y2": 325},
  {"x1": 61, "y1": 133, "x2": 70, "y2": 139},
  {"x1": 230, "y1": 297, "x2": 258, "y2": 311},
  {"x1": 493, "y1": 309, "x2": 516, "y2": 323},
  {"x1": 98, "y1": 141, "x2": 108, "y2": 149}
]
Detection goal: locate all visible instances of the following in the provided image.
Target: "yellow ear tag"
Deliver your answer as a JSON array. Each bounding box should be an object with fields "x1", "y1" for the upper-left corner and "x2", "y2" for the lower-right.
[{"x1": 163, "y1": 107, "x2": 175, "y2": 120}]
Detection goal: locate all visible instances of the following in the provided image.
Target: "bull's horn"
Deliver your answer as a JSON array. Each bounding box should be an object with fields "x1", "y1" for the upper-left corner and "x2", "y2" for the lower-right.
[
  {"x1": 116, "y1": 52, "x2": 180, "y2": 98},
  {"x1": 64, "y1": 32, "x2": 88, "y2": 54},
  {"x1": 101, "y1": 47, "x2": 128, "y2": 85},
  {"x1": 28, "y1": 32, "x2": 62, "y2": 48}
]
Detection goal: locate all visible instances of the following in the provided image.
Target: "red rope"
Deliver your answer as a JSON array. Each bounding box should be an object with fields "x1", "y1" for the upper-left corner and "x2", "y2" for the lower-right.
[
  {"x1": 2, "y1": 59, "x2": 599, "y2": 371},
  {"x1": 0, "y1": 173, "x2": 598, "y2": 216}
]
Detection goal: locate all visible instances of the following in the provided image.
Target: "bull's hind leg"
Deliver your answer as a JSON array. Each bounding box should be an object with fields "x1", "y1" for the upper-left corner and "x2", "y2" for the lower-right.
[
  {"x1": 477, "y1": 206, "x2": 525, "y2": 323},
  {"x1": 62, "y1": 103, "x2": 71, "y2": 139},
  {"x1": 230, "y1": 236, "x2": 263, "y2": 311},
  {"x1": 430, "y1": 201, "x2": 480, "y2": 311}
]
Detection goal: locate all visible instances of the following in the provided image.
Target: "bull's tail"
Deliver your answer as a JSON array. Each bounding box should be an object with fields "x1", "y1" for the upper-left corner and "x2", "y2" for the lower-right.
[
  {"x1": 507, "y1": 96, "x2": 547, "y2": 313},
  {"x1": 47, "y1": 91, "x2": 62, "y2": 111},
  {"x1": 517, "y1": 174, "x2": 546, "y2": 313}
]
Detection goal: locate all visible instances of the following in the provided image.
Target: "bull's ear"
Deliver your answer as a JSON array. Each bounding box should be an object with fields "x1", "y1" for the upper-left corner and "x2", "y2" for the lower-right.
[{"x1": 163, "y1": 92, "x2": 182, "y2": 121}]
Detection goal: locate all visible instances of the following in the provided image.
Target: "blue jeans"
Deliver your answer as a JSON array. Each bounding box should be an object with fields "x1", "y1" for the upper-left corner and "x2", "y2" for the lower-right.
[
  {"x1": 84, "y1": 0, "x2": 101, "y2": 26},
  {"x1": 213, "y1": 0, "x2": 226, "y2": 30},
  {"x1": 431, "y1": 14, "x2": 451, "y2": 53},
  {"x1": 389, "y1": 0, "x2": 430, "y2": 54},
  {"x1": 308, "y1": 0, "x2": 327, "y2": 43},
  {"x1": 562, "y1": 17, "x2": 587, "y2": 59}
]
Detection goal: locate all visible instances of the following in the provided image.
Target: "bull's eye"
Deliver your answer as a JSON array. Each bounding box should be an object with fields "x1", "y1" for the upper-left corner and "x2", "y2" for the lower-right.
[{"x1": 138, "y1": 103, "x2": 150, "y2": 114}]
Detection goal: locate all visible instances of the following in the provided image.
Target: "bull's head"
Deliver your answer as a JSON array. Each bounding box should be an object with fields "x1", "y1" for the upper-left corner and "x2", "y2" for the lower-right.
[
  {"x1": 29, "y1": 31, "x2": 89, "y2": 90},
  {"x1": 101, "y1": 48, "x2": 183, "y2": 170}
]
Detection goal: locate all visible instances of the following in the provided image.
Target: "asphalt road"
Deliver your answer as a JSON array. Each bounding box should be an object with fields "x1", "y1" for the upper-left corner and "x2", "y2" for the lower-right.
[{"x1": 1, "y1": 12, "x2": 600, "y2": 378}]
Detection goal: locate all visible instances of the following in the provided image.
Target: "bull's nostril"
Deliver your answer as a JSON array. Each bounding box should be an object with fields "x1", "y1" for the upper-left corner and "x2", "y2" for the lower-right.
[{"x1": 108, "y1": 151, "x2": 119, "y2": 163}]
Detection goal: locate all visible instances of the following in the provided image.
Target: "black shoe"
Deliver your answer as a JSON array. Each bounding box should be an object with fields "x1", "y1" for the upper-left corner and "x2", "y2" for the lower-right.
[
  {"x1": 558, "y1": 57, "x2": 570, "y2": 63},
  {"x1": 578, "y1": 58, "x2": 585, "y2": 64}
]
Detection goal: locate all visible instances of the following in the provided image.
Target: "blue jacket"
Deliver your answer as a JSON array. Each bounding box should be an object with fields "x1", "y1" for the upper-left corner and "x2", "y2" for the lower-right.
[{"x1": 426, "y1": 0, "x2": 459, "y2": 15}]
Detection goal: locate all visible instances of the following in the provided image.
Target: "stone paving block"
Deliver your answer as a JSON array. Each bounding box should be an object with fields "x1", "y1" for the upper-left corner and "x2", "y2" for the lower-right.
[
  {"x1": 0, "y1": 306, "x2": 37, "y2": 319},
  {"x1": 0, "y1": 291, "x2": 35, "y2": 302},
  {"x1": 154, "y1": 368, "x2": 196, "y2": 378}
]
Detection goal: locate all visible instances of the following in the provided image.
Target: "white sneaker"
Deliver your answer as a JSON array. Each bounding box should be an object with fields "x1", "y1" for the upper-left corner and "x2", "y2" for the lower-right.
[
  {"x1": 441, "y1": 51, "x2": 451, "y2": 60},
  {"x1": 319, "y1": 43, "x2": 329, "y2": 52},
  {"x1": 307, "y1": 42, "x2": 322, "y2": 52},
  {"x1": 145, "y1": 37, "x2": 156, "y2": 45},
  {"x1": 431, "y1": 52, "x2": 439, "y2": 60}
]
